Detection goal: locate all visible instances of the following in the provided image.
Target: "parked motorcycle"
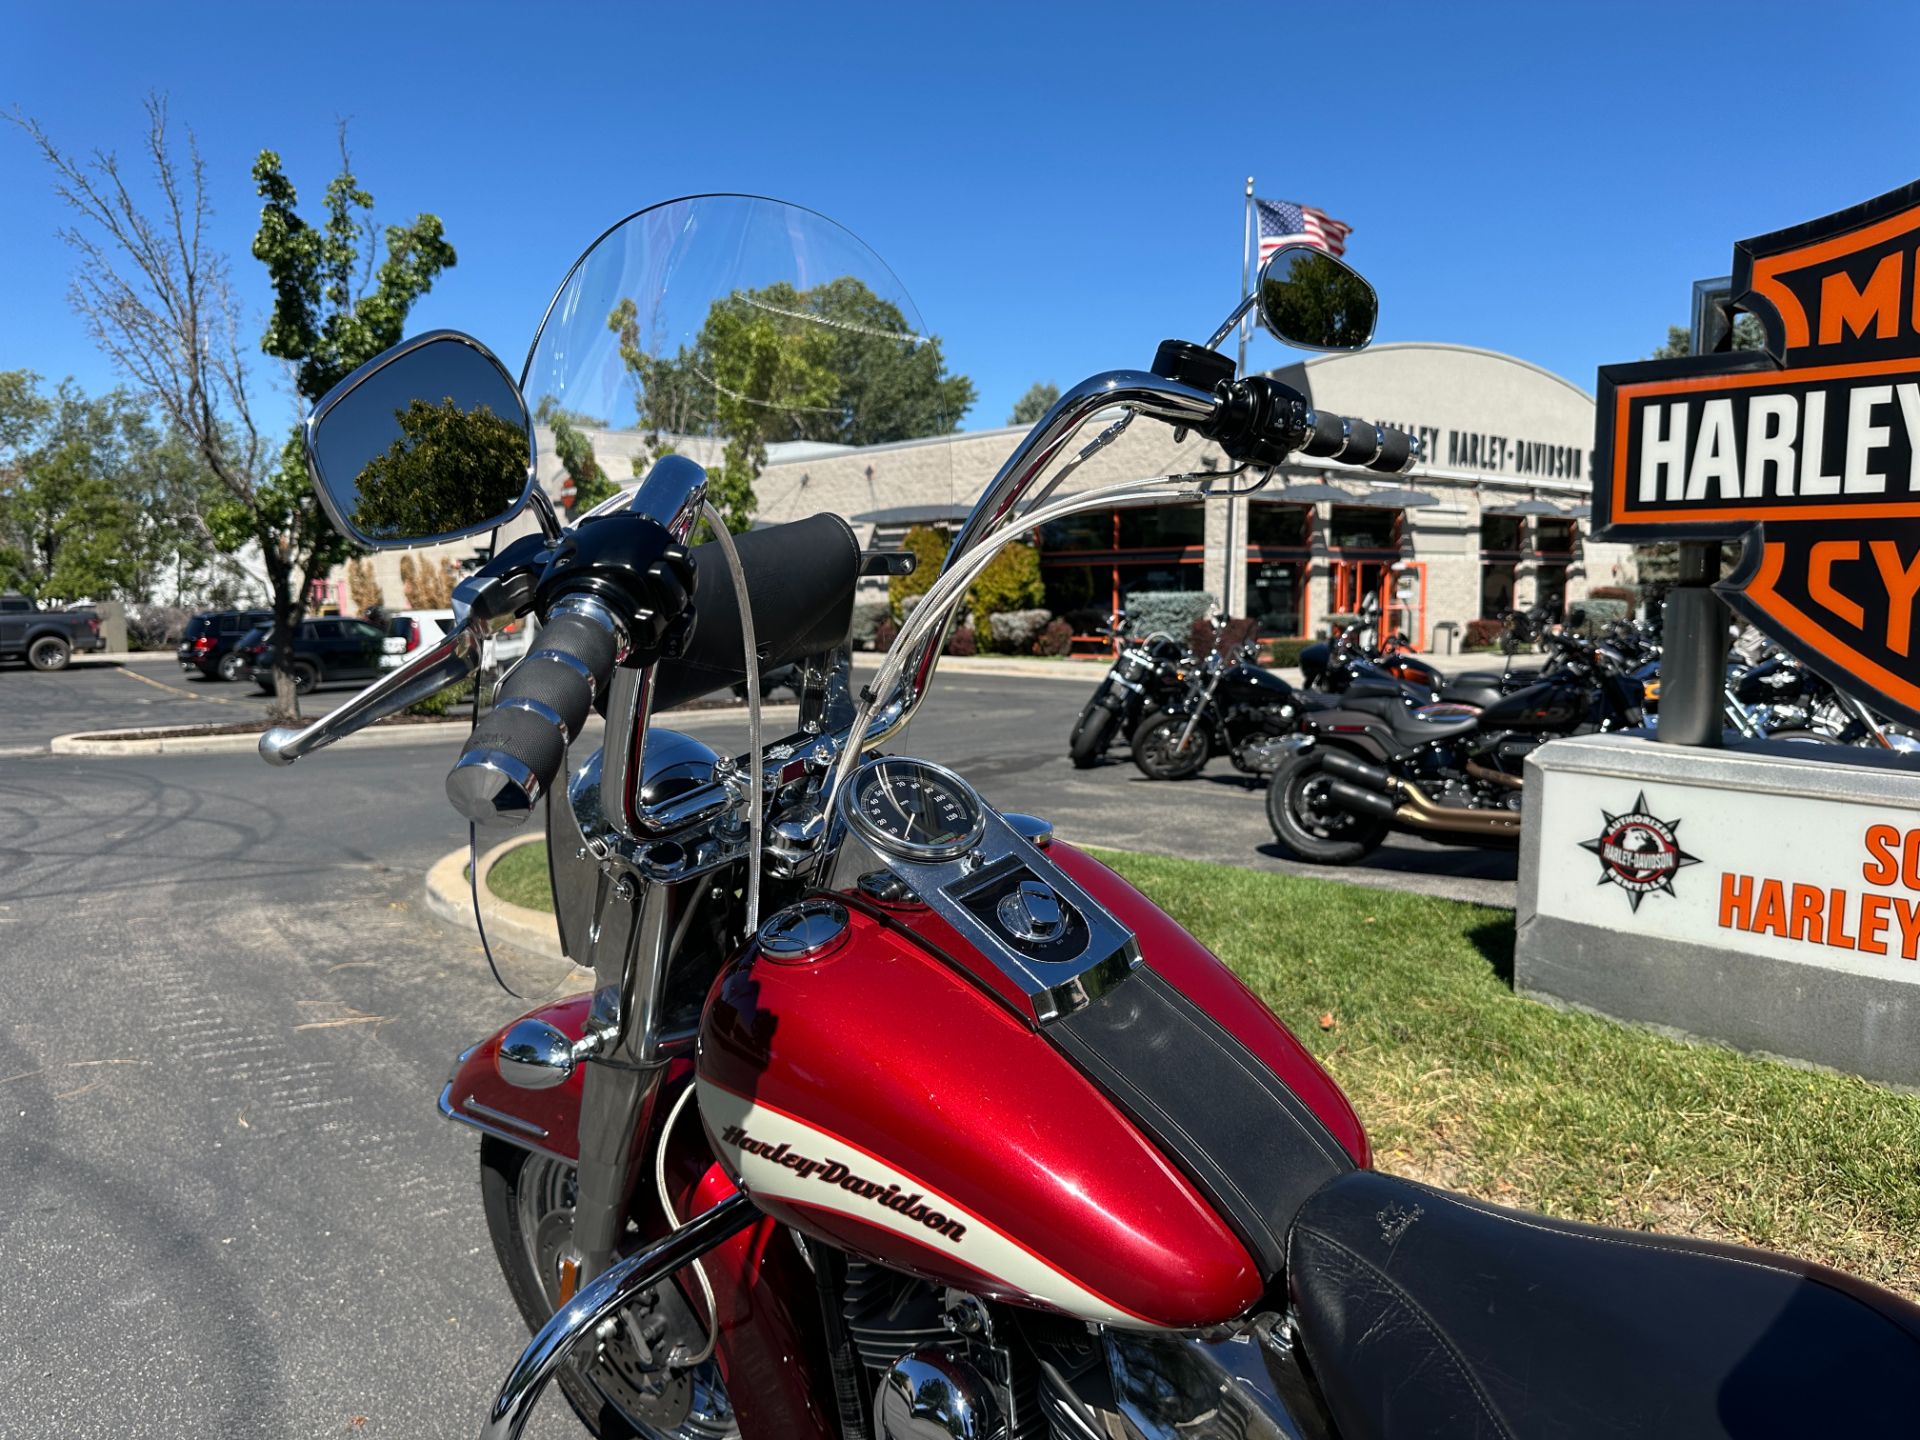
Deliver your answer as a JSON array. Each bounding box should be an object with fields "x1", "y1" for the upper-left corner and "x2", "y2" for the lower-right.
[
  {"x1": 1302, "y1": 598, "x2": 1536, "y2": 709},
  {"x1": 1267, "y1": 623, "x2": 1648, "y2": 863},
  {"x1": 1130, "y1": 636, "x2": 1307, "y2": 780},
  {"x1": 265, "y1": 195, "x2": 1920, "y2": 1439},
  {"x1": 1066, "y1": 611, "x2": 1188, "y2": 767}
]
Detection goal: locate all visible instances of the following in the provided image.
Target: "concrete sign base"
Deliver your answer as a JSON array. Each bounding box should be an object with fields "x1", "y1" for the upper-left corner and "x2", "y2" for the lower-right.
[{"x1": 1517, "y1": 733, "x2": 1920, "y2": 1088}]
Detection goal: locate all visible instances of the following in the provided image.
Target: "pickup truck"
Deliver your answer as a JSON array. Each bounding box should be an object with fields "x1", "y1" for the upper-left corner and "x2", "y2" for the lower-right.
[{"x1": 0, "y1": 593, "x2": 106, "y2": 671}]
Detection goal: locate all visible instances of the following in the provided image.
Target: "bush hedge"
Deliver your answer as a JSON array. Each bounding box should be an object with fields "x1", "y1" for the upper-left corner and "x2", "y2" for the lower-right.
[
  {"x1": 969, "y1": 543, "x2": 1045, "y2": 645},
  {"x1": 1125, "y1": 591, "x2": 1215, "y2": 641},
  {"x1": 888, "y1": 526, "x2": 949, "y2": 620},
  {"x1": 1464, "y1": 617, "x2": 1506, "y2": 651},
  {"x1": 988, "y1": 608, "x2": 1052, "y2": 653},
  {"x1": 850, "y1": 598, "x2": 889, "y2": 650},
  {"x1": 1034, "y1": 618, "x2": 1072, "y2": 656}
]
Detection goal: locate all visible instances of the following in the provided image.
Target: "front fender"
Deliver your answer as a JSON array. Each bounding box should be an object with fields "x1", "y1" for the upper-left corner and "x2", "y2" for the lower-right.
[{"x1": 444, "y1": 998, "x2": 838, "y2": 1440}]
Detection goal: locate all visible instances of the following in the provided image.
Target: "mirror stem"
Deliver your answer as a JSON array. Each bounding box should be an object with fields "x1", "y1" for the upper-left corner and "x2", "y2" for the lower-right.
[
  {"x1": 528, "y1": 485, "x2": 564, "y2": 543},
  {"x1": 1203, "y1": 292, "x2": 1259, "y2": 353}
]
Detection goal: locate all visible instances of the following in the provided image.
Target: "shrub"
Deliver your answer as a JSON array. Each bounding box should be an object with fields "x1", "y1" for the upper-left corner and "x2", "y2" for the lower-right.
[
  {"x1": 968, "y1": 542, "x2": 1045, "y2": 643},
  {"x1": 850, "y1": 598, "x2": 889, "y2": 650},
  {"x1": 944, "y1": 624, "x2": 977, "y2": 657},
  {"x1": 127, "y1": 603, "x2": 191, "y2": 650},
  {"x1": 1464, "y1": 617, "x2": 1507, "y2": 651},
  {"x1": 1124, "y1": 591, "x2": 1215, "y2": 640},
  {"x1": 1588, "y1": 584, "x2": 1638, "y2": 618},
  {"x1": 1265, "y1": 638, "x2": 1311, "y2": 668},
  {"x1": 988, "y1": 608, "x2": 1052, "y2": 653},
  {"x1": 888, "y1": 525, "x2": 949, "y2": 620},
  {"x1": 872, "y1": 617, "x2": 900, "y2": 653},
  {"x1": 408, "y1": 677, "x2": 475, "y2": 718},
  {"x1": 1033, "y1": 618, "x2": 1073, "y2": 656}
]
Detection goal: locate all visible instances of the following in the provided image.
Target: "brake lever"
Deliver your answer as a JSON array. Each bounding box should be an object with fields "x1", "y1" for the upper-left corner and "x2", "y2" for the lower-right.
[{"x1": 258, "y1": 618, "x2": 488, "y2": 766}]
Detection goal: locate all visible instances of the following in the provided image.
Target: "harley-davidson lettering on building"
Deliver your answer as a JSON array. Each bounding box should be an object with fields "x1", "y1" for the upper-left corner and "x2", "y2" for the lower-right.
[
  {"x1": 1579, "y1": 792, "x2": 1700, "y2": 911},
  {"x1": 1592, "y1": 180, "x2": 1920, "y2": 728},
  {"x1": 718, "y1": 1123, "x2": 967, "y2": 1241}
]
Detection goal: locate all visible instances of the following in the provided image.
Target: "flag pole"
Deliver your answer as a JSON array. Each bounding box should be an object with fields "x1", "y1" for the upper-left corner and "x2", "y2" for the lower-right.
[{"x1": 1225, "y1": 177, "x2": 1254, "y2": 618}]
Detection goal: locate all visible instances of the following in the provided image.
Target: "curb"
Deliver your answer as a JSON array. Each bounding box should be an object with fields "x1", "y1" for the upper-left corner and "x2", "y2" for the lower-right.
[
  {"x1": 424, "y1": 835, "x2": 572, "y2": 966},
  {"x1": 48, "y1": 720, "x2": 472, "y2": 757}
]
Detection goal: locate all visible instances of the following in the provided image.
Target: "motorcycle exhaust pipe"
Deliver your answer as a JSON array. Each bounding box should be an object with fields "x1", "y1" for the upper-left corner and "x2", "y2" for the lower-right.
[
  {"x1": 1318, "y1": 749, "x2": 1395, "y2": 794},
  {"x1": 1465, "y1": 759, "x2": 1523, "y2": 791},
  {"x1": 1324, "y1": 778, "x2": 1398, "y2": 820},
  {"x1": 1397, "y1": 781, "x2": 1524, "y2": 836}
]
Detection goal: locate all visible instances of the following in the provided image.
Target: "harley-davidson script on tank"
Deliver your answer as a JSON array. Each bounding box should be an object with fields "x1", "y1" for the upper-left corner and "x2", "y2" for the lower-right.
[{"x1": 695, "y1": 892, "x2": 1270, "y2": 1330}]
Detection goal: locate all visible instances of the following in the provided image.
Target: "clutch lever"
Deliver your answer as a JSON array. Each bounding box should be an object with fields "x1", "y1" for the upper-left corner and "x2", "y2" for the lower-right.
[
  {"x1": 258, "y1": 538, "x2": 554, "y2": 767},
  {"x1": 258, "y1": 618, "x2": 487, "y2": 766}
]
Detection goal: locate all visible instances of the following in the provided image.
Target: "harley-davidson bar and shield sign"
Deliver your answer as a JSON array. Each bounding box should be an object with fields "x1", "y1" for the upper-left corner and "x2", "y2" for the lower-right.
[{"x1": 1593, "y1": 180, "x2": 1920, "y2": 727}]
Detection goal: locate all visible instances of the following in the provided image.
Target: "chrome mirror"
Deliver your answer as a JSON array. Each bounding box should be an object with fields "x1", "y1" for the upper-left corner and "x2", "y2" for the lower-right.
[
  {"x1": 1254, "y1": 245, "x2": 1377, "y2": 351},
  {"x1": 305, "y1": 331, "x2": 535, "y2": 549}
]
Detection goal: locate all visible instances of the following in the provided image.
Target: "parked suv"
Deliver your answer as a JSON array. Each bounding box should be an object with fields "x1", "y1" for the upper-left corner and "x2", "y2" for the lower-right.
[
  {"x1": 177, "y1": 608, "x2": 274, "y2": 681},
  {"x1": 235, "y1": 616, "x2": 399, "y2": 694},
  {"x1": 0, "y1": 593, "x2": 105, "y2": 671},
  {"x1": 382, "y1": 609, "x2": 455, "y2": 668}
]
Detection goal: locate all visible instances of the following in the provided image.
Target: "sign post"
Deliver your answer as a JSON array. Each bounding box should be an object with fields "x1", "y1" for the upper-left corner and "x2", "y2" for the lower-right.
[{"x1": 1516, "y1": 181, "x2": 1920, "y2": 1085}]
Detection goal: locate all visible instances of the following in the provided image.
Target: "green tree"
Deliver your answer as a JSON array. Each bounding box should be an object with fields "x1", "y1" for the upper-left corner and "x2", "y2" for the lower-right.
[
  {"x1": 16, "y1": 99, "x2": 454, "y2": 713},
  {"x1": 0, "y1": 373, "x2": 223, "y2": 604},
  {"x1": 888, "y1": 524, "x2": 950, "y2": 620},
  {"x1": 1649, "y1": 314, "x2": 1766, "y2": 360},
  {"x1": 610, "y1": 277, "x2": 974, "y2": 531},
  {"x1": 1008, "y1": 382, "x2": 1059, "y2": 426},
  {"x1": 348, "y1": 399, "x2": 527, "y2": 540},
  {"x1": 535, "y1": 397, "x2": 619, "y2": 514},
  {"x1": 246, "y1": 133, "x2": 457, "y2": 708}
]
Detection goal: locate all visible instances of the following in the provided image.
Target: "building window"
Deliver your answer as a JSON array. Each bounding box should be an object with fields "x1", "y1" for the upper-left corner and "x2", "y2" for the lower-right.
[
  {"x1": 1480, "y1": 515, "x2": 1525, "y2": 552},
  {"x1": 1536, "y1": 518, "x2": 1577, "y2": 554},
  {"x1": 1247, "y1": 561, "x2": 1306, "y2": 637},
  {"x1": 1481, "y1": 563, "x2": 1517, "y2": 617},
  {"x1": 1249, "y1": 502, "x2": 1310, "y2": 547},
  {"x1": 1328, "y1": 505, "x2": 1397, "y2": 551},
  {"x1": 1037, "y1": 504, "x2": 1206, "y2": 647}
]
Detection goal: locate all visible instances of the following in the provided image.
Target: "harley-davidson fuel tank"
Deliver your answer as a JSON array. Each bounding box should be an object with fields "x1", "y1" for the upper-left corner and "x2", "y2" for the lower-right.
[{"x1": 696, "y1": 841, "x2": 1366, "y2": 1330}]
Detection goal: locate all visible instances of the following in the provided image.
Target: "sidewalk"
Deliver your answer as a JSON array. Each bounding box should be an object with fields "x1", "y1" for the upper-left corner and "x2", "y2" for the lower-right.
[{"x1": 74, "y1": 649, "x2": 180, "y2": 666}]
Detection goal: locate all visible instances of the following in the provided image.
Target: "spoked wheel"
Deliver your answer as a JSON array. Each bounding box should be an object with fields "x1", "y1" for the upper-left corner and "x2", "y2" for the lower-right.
[
  {"x1": 480, "y1": 1139, "x2": 738, "y2": 1440},
  {"x1": 1265, "y1": 750, "x2": 1388, "y2": 865},
  {"x1": 1069, "y1": 701, "x2": 1120, "y2": 768},
  {"x1": 1131, "y1": 710, "x2": 1211, "y2": 780}
]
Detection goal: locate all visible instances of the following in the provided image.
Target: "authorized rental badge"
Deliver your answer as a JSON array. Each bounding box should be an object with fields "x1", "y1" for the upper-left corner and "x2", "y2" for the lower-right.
[
  {"x1": 1592, "y1": 180, "x2": 1920, "y2": 727},
  {"x1": 1579, "y1": 793, "x2": 1700, "y2": 912}
]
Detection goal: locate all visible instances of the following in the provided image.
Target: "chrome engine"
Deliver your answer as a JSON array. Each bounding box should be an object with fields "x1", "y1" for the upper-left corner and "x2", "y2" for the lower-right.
[{"x1": 847, "y1": 1260, "x2": 1330, "y2": 1440}]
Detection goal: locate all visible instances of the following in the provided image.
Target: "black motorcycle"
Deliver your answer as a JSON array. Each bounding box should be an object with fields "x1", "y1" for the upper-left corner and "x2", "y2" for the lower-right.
[
  {"x1": 1131, "y1": 638, "x2": 1307, "y2": 780},
  {"x1": 1067, "y1": 611, "x2": 1189, "y2": 767},
  {"x1": 1266, "y1": 626, "x2": 1645, "y2": 863}
]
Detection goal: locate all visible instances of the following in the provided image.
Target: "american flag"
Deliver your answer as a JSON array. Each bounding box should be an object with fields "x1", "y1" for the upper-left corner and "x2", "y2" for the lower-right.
[{"x1": 1257, "y1": 198, "x2": 1352, "y2": 261}]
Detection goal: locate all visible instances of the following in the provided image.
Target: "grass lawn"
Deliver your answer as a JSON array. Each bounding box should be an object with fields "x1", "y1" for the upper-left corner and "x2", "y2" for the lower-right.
[
  {"x1": 487, "y1": 840, "x2": 554, "y2": 911},
  {"x1": 488, "y1": 839, "x2": 1920, "y2": 1297}
]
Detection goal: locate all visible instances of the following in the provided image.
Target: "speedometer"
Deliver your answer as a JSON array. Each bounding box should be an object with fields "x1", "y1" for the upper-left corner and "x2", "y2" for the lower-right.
[{"x1": 843, "y1": 757, "x2": 985, "y2": 860}]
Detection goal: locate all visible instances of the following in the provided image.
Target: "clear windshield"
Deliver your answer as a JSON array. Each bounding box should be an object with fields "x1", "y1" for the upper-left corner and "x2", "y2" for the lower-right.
[
  {"x1": 520, "y1": 195, "x2": 957, "y2": 550},
  {"x1": 481, "y1": 197, "x2": 957, "y2": 997}
]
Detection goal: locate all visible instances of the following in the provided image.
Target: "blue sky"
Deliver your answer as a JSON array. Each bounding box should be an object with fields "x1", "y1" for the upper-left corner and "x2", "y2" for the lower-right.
[{"x1": 5, "y1": 1, "x2": 1918, "y2": 434}]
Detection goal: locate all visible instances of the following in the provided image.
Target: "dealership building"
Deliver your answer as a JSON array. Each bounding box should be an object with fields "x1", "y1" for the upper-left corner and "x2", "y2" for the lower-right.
[{"x1": 333, "y1": 342, "x2": 1635, "y2": 653}]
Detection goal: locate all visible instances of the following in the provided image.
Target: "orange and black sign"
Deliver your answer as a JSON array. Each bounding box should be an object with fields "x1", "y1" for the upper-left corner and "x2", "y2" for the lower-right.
[{"x1": 1593, "y1": 180, "x2": 1920, "y2": 727}]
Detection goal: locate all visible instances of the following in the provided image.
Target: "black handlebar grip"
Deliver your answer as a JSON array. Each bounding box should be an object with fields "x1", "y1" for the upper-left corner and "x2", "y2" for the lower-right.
[
  {"x1": 446, "y1": 605, "x2": 620, "y2": 826},
  {"x1": 1340, "y1": 422, "x2": 1383, "y2": 467},
  {"x1": 1367, "y1": 425, "x2": 1418, "y2": 474},
  {"x1": 1297, "y1": 409, "x2": 1348, "y2": 459}
]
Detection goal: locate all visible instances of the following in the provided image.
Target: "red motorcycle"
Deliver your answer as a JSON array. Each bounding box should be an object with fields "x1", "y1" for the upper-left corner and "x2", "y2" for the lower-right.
[{"x1": 264, "y1": 196, "x2": 1920, "y2": 1439}]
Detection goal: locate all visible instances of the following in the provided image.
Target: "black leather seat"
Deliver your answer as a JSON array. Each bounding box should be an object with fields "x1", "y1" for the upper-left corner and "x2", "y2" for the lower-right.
[
  {"x1": 1343, "y1": 692, "x2": 1481, "y2": 744},
  {"x1": 1287, "y1": 1171, "x2": 1920, "y2": 1438}
]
